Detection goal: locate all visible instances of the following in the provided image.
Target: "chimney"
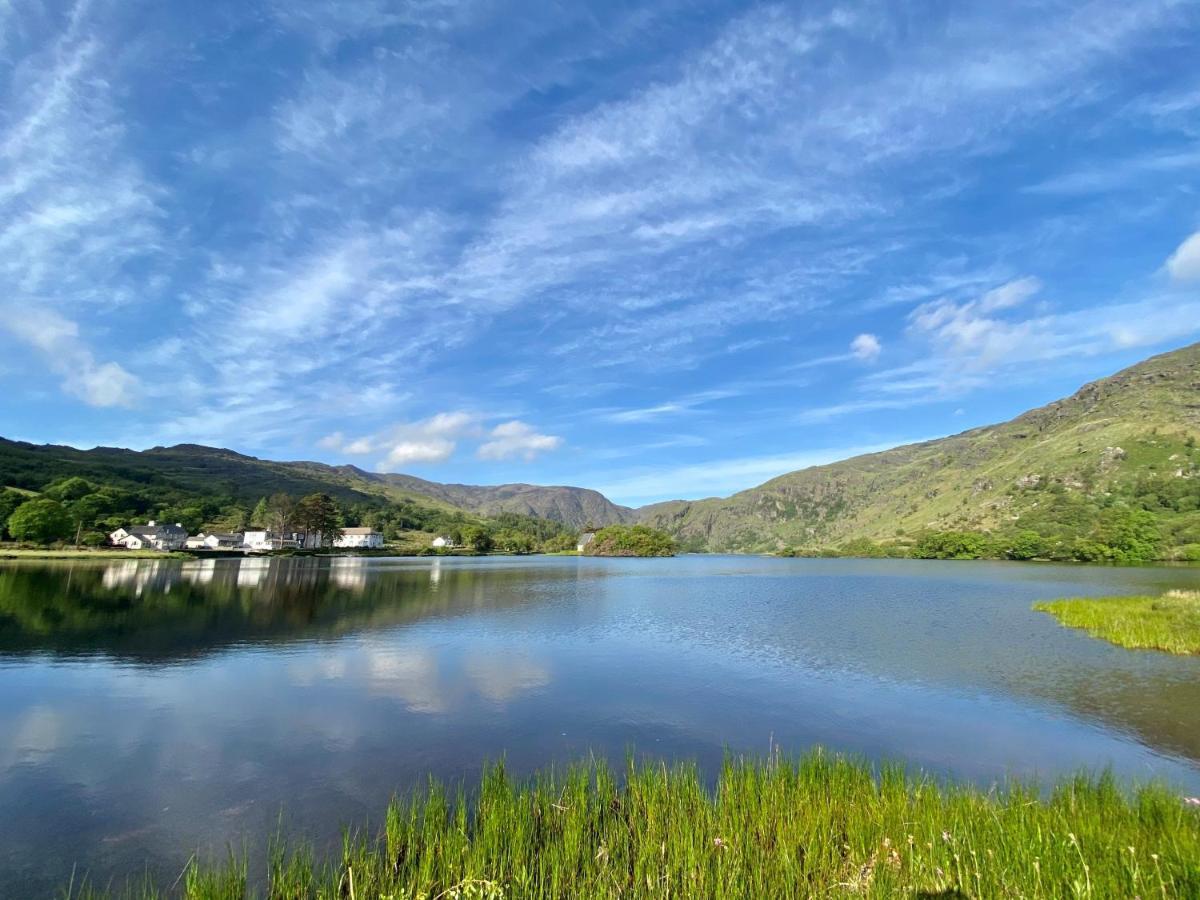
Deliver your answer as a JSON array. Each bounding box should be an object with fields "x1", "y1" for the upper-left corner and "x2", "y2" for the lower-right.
[
  {"x1": 148, "y1": 520, "x2": 156, "y2": 527},
  {"x1": 175, "y1": 522, "x2": 182, "y2": 528}
]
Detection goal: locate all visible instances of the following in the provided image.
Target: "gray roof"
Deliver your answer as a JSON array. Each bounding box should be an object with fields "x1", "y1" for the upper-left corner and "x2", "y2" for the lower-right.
[
  {"x1": 125, "y1": 523, "x2": 187, "y2": 537},
  {"x1": 341, "y1": 527, "x2": 382, "y2": 535}
]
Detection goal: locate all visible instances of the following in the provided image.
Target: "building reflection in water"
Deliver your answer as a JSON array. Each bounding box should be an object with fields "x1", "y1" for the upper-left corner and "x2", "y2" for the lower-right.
[
  {"x1": 236, "y1": 557, "x2": 271, "y2": 589},
  {"x1": 329, "y1": 557, "x2": 368, "y2": 592}
]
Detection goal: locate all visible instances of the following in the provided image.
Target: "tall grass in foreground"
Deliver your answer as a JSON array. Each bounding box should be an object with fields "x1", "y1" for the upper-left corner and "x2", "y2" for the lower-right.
[
  {"x1": 69, "y1": 750, "x2": 1200, "y2": 899},
  {"x1": 1034, "y1": 589, "x2": 1200, "y2": 655}
]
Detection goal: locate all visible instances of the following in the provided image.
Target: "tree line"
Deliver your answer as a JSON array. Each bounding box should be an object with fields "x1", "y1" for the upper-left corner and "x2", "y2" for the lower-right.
[{"x1": 0, "y1": 475, "x2": 579, "y2": 553}]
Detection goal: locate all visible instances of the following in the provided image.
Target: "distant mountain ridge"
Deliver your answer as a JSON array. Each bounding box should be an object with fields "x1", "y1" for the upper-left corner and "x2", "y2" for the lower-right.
[
  {"x1": 637, "y1": 342, "x2": 1200, "y2": 553},
  {"x1": 3, "y1": 342, "x2": 1197, "y2": 549},
  {"x1": 363, "y1": 472, "x2": 635, "y2": 528},
  {"x1": 0, "y1": 440, "x2": 634, "y2": 529}
]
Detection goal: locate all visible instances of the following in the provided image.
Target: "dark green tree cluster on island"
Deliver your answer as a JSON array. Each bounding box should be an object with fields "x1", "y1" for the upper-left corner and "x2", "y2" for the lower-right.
[{"x1": 582, "y1": 524, "x2": 676, "y2": 557}]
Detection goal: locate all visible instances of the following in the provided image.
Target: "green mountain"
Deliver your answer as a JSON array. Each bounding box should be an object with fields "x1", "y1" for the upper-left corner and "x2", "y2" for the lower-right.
[
  {"x1": 638, "y1": 343, "x2": 1200, "y2": 558},
  {"x1": 369, "y1": 473, "x2": 635, "y2": 529},
  {"x1": 0, "y1": 440, "x2": 631, "y2": 530}
]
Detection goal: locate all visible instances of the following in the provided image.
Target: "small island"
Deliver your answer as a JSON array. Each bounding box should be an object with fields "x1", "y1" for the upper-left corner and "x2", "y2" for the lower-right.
[
  {"x1": 1033, "y1": 590, "x2": 1200, "y2": 655},
  {"x1": 581, "y1": 524, "x2": 676, "y2": 557}
]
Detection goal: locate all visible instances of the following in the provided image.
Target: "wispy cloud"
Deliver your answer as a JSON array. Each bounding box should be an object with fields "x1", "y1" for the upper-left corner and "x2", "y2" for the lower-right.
[
  {"x1": 319, "y1": 412, "x2": 561, "y2": 468},
  {"x1": 1, "y1": 307, "x2": 136, "y2": 407},
  {"x1": 1166, "y1": 231, "x2": 1200, "y2": 283},
  {"x1": 477, "y1": 421, "x2": 563, "y2": 462},
  {"x1": 0, "y1": 0, "x2": 163, "y2": 408},
  {"x1": 1, "y1": 0, "x2": 1197, "y2": 497}
]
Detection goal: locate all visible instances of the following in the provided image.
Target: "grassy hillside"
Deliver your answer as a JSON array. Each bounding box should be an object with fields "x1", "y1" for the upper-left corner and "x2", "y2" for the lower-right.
[{"x1": 640, "y1": 343, "x2": 1200, "y2": 557}]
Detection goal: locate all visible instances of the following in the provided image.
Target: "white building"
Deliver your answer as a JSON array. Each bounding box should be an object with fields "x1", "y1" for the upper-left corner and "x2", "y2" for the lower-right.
[
  {"x1": 186, "y1": 532, "x2": 243, "y2": 550},
  {"x1": 242, "y1": 530, "x2": 301, "y2": 551},
  {"x1": 577, "y1": 532, "x2": 596, "y2": 553},
  {"x1": 334, "y1": 527, "x2": 385, "y2": 549},
  {"x1": 109, "y1": 521, "x2": 189, "y2": 551},
  {"x1": 431, "y1": 535, "x2": 455, "y2": 549}
]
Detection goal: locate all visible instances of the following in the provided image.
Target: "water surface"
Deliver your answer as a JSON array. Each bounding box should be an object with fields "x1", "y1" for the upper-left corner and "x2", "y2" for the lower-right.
[{"x1": 1, "y1": 555, "x2": 1198, "y2": 895}]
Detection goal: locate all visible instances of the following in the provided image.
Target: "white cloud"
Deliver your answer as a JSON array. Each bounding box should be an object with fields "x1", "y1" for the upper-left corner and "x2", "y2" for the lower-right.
[
  {"x1": 850, "y1": 333, "x2": 882, "y2": 361},
  {"x1": 477, "y1": 421, "x2": 563, "y2": 461},
  {"x1": 907, "y1": 276, "x2": 1045, "y2": 367},
  {"x1": 1, "y1": 308, "x2": 136, "y2": 407},
  {"x1": 383, "y1": 439, "x2": 456, "y2": 466},
  {"x1": 1166, "y1": 231, "x2": 1200, "y2": 283},
  {"x1": 318, "y1": 411, "x2": 560, "y2": 467}
]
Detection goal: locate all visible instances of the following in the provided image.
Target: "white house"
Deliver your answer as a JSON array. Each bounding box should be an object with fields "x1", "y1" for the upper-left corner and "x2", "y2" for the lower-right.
[
  {"x1": 186, "y1": 531, "x2": 243, "y2": 550},
  {"x1": 242, "y1": 530, "x2": 301, "y2": 551},
  {"x1": 334, "y1": 527, "x2": 385, "y2": 549},
  {"x1": 431, "y1": 536, "x2": 455, "y2": 549},
  {"x1": 109, "y1": 521, "x2": 189, "y2": 552}
]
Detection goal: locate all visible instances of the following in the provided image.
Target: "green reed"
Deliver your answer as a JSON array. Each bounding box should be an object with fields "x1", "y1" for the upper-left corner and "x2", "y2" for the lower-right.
[
  {"x1": 68, "y1": 749, "x2": 1200, "y2": 899},
  {"x1": 1034, "y1": 589, "x2": 1200, "y2": 655}
]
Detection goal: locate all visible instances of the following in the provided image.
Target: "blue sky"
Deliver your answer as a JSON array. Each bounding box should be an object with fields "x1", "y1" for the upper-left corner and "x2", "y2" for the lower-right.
[{"x1": 1, "y1": 0, "x2": 1199, "y2": 507}]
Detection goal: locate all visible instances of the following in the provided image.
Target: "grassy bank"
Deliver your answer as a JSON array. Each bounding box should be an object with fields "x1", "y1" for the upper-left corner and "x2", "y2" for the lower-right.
[
  {"x1": 1034, "y1": 589, "x2": 1200, "y2": 654},
  {"x1": 71, "y1": 751, "x2": 1200, "y2": 899},
  {"x1": 0, "y1": 546, "x2": 189, "y2": 560}
]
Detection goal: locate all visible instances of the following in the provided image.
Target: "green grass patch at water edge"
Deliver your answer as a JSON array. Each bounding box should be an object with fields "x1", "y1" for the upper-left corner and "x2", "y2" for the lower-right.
[
  {"x1": 70, "y1": 751, "x2": 1200, "y2": 899},
  {"x1": 1034, "y1": 590, "x2": 1200, "y2": 654}
]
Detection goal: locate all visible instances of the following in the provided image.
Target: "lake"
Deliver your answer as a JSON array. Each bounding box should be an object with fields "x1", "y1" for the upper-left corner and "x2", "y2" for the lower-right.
[{"x1": 1, "y1": 555, "x2": 1198, "y2": 895}]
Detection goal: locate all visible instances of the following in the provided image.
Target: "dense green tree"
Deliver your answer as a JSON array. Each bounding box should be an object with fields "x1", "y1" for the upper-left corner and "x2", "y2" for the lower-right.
[
  {"x1": 156, "y1": 506, "x2": 206, "y2": 533},
  {"x1": 912, "y1": 531, "x2": 987, "y2": 560},
  {"x1": 211, "y1": 505, "x2": 250, "y2": 532},
  {"x1": 294, "y1": 493, "x2": 342, "y2": 547},
  {"x1": 0, "y1": 489, "x2": 25, "y2": 539},
  {"x1": 68, "y1": 492, "x2": 117, "y2": 529},
  {"x1": 460, "y1": 524, "x2": 493, "y2": 552},
  {"x1": 1090, "y1": 507, "x2": 1161, "y2": 562},
  {"x1": 1003, "y1": 530, "x2": 1047, "y2": 561},
  {"x1": 584, "y1": 525, "x2": 676, "y2": 557},
  {"x1": 251, "y1": 496, "x2": 270, "y2": 528},
  {"x1": 492, "y1": 529, "x2": 534, "y2": 554},
  {"x1": 42, "y1": 476, "x2": 95, "y2": 501},
  {"x1": 7, "y1": 498, "x2": 73, "y2": 544},
  {"x1": 264, "y1": 493, "x2": 296, "y2": 536}
]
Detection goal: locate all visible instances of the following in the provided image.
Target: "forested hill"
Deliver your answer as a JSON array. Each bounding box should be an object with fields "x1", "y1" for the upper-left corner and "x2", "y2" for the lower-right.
[
  {"x1": 638, "y1": 342, "x2": 1200, "y2": 560},
  {"x1": 0, "y1": 440, "x2": 631, "y2": 530}
]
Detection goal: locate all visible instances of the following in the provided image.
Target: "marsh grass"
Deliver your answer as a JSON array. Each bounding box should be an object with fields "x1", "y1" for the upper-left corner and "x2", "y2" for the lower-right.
[
  {"x1": 1034, "y1": 589, "x2": 1200, "y2": 654},
  {"x1": 66, "y1": 750, "x2": 1200, "y2": 899}
]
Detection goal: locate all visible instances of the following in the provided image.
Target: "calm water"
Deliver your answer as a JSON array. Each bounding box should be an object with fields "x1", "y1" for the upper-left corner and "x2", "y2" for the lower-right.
[{"x1": 1, "y1": 555, "x2": 1199, "y2": 895}]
